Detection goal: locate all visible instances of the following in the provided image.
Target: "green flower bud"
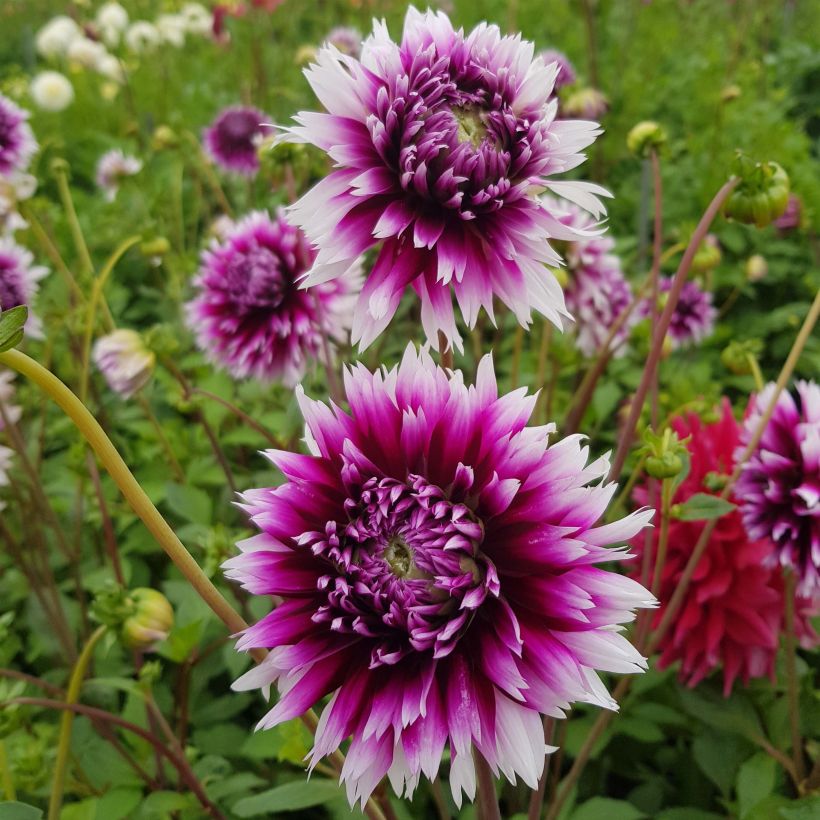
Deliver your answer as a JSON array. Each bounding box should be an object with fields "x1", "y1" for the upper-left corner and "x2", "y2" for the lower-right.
[
  {"x1": 626, "y1": 120, "x2": 667, "y2": 158},
  {"x1": 704, "y1": 471, "x2": 730, "y2": 492},
  {"x1": 122, "y1": 588, "x2": 174, "y2": 650},
  {"x1": 691, "y1": 234, "x2": 722, "y2": 273},
  {"x1": 640, "y1": 426, "x2": 690, "y2": 480},
  {"x1": 152, "y1": 125, "x2": 179, "y2": 151},
  {"x1": 140, "y1": 237, "x2": 171, "y2": 258},
  {"x1": 646, "y1": 452, "x2": 683, "y2": 479},
  {"x1": 562, "y1": 88, "x2": 608, "y2": 120},
  {"x1": 720, "y1": 84, "x2": 741, "y2": 102},
  {"x1": 720, "y1": 339, "x2": 762, "y2": 375},
  {"x1": 724, "y1": 154, "x2": 790, "y2": 228}
]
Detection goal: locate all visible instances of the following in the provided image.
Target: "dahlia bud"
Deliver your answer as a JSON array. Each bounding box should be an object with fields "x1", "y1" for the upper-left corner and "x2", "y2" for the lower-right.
[
  {"x1": 122, "y1": 588, "x2": 174, "y2": 650},
  {"x1": 295, "y1": 44, "x2": 318, "y2": 65},
  {"x1": 745, "y1": 254, "x2": 767, "y2": 282},
  {"x1": 562, "y1": 87, "x2": 609, "y2": 120},
  {"x1": 720, "y1": 84, "x2": 741, "y2": 102},
  {"x1": 720, "y1": 339, "x2": 762, "y2": 376},
  {"x1": 92, "y1": 329, "x2": 156, "y2": 398},
  {"x1": 548, "y1": 265, "x2": 568, "y2": 289},
  {"x1": 724, "y1": 154, "x2": 790, "y2": 228},
  {"x1": 703, "y1": 471, "x2": 729, "y2": 492},
  {"x1": 641, "y1": 427, "x2": 690, "y2": 479},
  {"x1": 140, "y1": 237, "x2": 171, "y2": 258},
  {"x1": 151, "y1": 125, "x2": 179, "y2": 151},
  {"x1": 626, "y1": 120, "x2": 667, "y2": 158},
  {"x1": 691, "y1": 233, "x2": 722, "y2": 274},
  {"x1": 774, "y1": 193, "x2": 802, "y2": 234}
]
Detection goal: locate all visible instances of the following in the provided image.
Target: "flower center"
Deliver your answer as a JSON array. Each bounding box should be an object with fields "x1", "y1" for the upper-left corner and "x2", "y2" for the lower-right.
[
  {"x1": 220, "y1": 110, "x2": 259, "y2": 148},
  {"x1": 452, "y1": 104, "x2": 489, "y2": 148},
  {"x1": 305, "y1": 474, "x2": 499, "y2": 666},
  {"x1": 225, "y1": 245, "x2": 287, "y2": 309}
]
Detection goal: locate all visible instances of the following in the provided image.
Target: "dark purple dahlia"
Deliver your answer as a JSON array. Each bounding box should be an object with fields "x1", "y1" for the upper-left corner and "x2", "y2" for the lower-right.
[
  {"x1": 640, "y1": 276, "x2": 715, "y2": 349},
  {"x1": 736, "y1": 381, "x2": 820, "y2": 595},
  {"x1": 186, "y1": 210, "x2": 359, "y2": 385},
  {"x1": 203, "y1": 105, "x2": 270, "y2": 176},
  {"x1": 0, "y1": 93, "x2": 37, "y2": 177},
  {"x1": 0, "y1": 237, "x2": 48, "y2": 339},
  {"x1": 288, "y1": 7, "x2": 608, "y2": 351},
  {"x1": 224, "y1": 346, "x2": 655, "y2": 806}
]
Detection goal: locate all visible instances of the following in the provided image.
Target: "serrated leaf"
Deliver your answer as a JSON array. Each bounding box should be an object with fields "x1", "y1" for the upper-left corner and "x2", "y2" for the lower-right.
[
  {"x1": 674, "y1": 492, "x2": 736, "y2": 521},
  {"x1": 232, "y1": 779, "x2": 345, "y2": 817}
]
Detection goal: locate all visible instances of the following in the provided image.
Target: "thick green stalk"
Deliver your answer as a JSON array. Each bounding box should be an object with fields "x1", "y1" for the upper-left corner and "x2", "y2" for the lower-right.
[
  {"x1": 53, "y1": 162, "x2": 94, "y2": 278},
  {"x1": 48, "y1": 625, "x2": 107, "y2": 820},
  {"x1": 784, "y1": 571, "x2": 805, "y2": 784}
]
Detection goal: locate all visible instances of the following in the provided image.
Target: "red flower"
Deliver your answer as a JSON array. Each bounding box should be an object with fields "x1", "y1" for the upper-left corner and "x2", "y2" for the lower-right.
[{"x1": 632, "y1": 400, "x2": 816, "y2": 695}]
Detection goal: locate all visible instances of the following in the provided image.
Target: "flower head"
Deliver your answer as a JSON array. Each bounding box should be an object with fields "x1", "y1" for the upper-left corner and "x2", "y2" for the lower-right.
[
  {"x1": 539, "y1": 49, "x2": 576, "y2": 89},
  {"x1": 736, "y1": 381, "x2": 820, "y2": 595},
  {"x1": 187, "y1": 210, "x2": 360, "y2": 386},
  {"x1": 633, "y1": 401, "x2": 816, "y2": 694},
  {"x1": 66, "y1": 36, "x2": 108, "y2": 70},
  {"x1": 0, "y1": 444, "x2": 12, "y2": 488},
  {"x1": 203, "y1": 105, "x2": 270, "y2": 176},
  {"x1": 562, "y1": 88, "x2": 608, "y2": 120},
  {"x1": 96, "y1": 2, "x2": 129, "y2": 45},
  {"x1": 0, "y1": 370, "x2": 22, "y2": 430},
  {"x1": 29, "y1": 71, "x2": 74, "y2": 112},
  {"x1": 225, "y1": 345, "x2": 654, "y2": 807},
  {"x1": 325, "y1": 26, "x2": 362, "y2": 57},
  {"x1": 641, "y1": 276, "x2": 715, "y2": 349},
  {"x1": 92, "y1": 329, "x2": 155, "y2": 398},
  {"x1": 125, "y1": 21, "x2": 161, "y2": 53},
  {"x1": 0, "y1": 237, "x2": 48, "y2": 339},
  {"x1": 287, "y1": 7, "x2": 608, "y2": 351},
  {"x1": 95, "y1": 149, "x2": 142, "y2": 201},
  {"x1": 555, "y1": 199, "x2": 633, "y2": 357},
  {"x1": 181, "y1": 3, "x2": 213, "y2": 36},
  {"x1": 774, "y1": 193, "x2": 802, "y2": 234},
  {"x1": 156, "y1": 13, "x2": 187, "y2": 47},
  {"x1": 0, "y1": 94, "x2": 37, "y2": 177},
  {"x1": 36, "y1": 16, "x2": 82, "y2": 59}
]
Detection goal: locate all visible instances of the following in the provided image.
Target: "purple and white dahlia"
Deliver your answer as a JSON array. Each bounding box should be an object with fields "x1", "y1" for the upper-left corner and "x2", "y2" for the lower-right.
[
  {"x1": 225, "y1": 346, "x2": 655, "y2": 807},
  {"x1": 0, "y1": 93, "x2": 37, "y2": 177},
  {"x1": 95, "y1": 149, "x2": 142, "y2": 201},
  {"x1": 640, "y1": 276, "x2": 716, "y2": 349},
  {"x1": 555, "y1": 199, "x2": 633, "y2": 357},
  {"x1": 186, "y1": 210, "x2": 359, "y2": 386},
  {"x1": 288, "y1": 7, "x2": 608, "y2": 351},
  {"x1": 539, "y1": 49, "x2": 576, "y2": 90},
  {"x1": 203, "y1": 105, "x2": 270, "y2": 176},
  {"x1": 736, "y1": 381, "x2": 820, "y2": 595},
  {"x1": 0, "y1": 237, "x2": 48, "y2": 339},
  {"x1": 325, "y1": 25, "x2": 362, "y2": 57}
]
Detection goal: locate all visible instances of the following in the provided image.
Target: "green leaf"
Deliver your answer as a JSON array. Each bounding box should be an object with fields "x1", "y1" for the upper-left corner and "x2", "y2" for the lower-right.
[
  {"x1": 614, "y1": 716, "x2": 665, "y2": 743},
  {"x1": 674, "y1": 492, "x2": 736, "y2": 521},
  {"x1": 570, "y1": 797, "x2": 647, "y2": 820},
  {"x1": 232, "y1": 779, "x2": 345, "y2": 817},
  {"x1": 678, "y1": 686, "x2": 765, "y2": 741},
  {"x1": 164, "y1": 483, "x2": 212, "y2": 525},
  {"x1": 157, "y1": 618, "x2": 204, "y2": 662},
  {"x1": 779, "y1": 796, "x2": 820, "y2": 819},
  {"x1": 737, "y1": 753, "x2": 777, "y2": 818},
  {"x1": 0, "y1": 305, "x2": 28, "y2": 351},
  {"x1": 657, "y1": 810, "x2": 724, "y2": 820},
  {"x1": 0, "y1": 802, "x2": 44, "y2": 820},
  {"x1": 94, "y1": 788, "x2": 143, "y2": 820},
  {"x1": 692, "y1": 731, "x2": 752, "y2": 796}
]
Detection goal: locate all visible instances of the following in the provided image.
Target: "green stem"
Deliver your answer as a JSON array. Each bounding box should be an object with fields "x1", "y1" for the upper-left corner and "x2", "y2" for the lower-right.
[
  {"x1": 746, "y1": 353, "x2": 765, "y2": 392},
  {"x1": 135, "y1": 394, "x2": 186, "y2": 483},
  {"x1": 53, "y1": 162, "x2": 94, "y2": 278},
  {"x1": 474, "y1": 751, "x2": 501, "y2": 820},
  {"x1": 510, "y1": 324, "x2": 524, "y2": 389},
  {"x1": 0, "y1": 738, "x2": 15, "y2": 800},
  {"x1": 784, "y1": 570, "x2": 805, "y2": 784},
  {"x1": 48, "y1": 625, "x2": 107, "y2": 820},
  {"x1": 651, "y1": 478, "x2": 673, "y2": 597}
]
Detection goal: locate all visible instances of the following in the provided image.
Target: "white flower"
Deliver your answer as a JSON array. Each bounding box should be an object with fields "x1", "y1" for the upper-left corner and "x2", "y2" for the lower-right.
[
  {"x1": 66, "y1": 36, "x2": 108, "y2": 69},
  {"x1": 35, "y1": 16, "x2": 81, "y2": 59},
  {"x1": 181, "y1": 3, "x2": 212, "y2": 36},
  {"x1": 156, "y1": 14, "x2": 187, "y2": 47},
  {"x1": 96, "y1": 2, "x2": 129, "y2": 45},
  {"x1": 96, "y1": 53, "x2": 125, "y2": 83},
  {"x1": 29, "y1": 72, "x2": 74, "y2": 112},
  {"x1": 0, "y1": 371, "x2": 22, "y2": 430},
  {"x1": 0, "y1": 172, "x2": 36, "y2": 237},
  {"x1": 95, "y1": 149, "x2": 142, "y2": 201},
  {"x1": 93, "y1": 329, "x2": 155, "y2": 398},
  {"x1": 124, "y1": 21, "x2": 160, "y2": 53}
]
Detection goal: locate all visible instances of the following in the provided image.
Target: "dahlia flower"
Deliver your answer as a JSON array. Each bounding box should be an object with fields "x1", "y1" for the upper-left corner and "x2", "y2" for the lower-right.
[
  {"x1": 225, "y1": 345, "x2": 655, "y2": 807},
  {"x1": 0, "y1": 237, "x2": 48, "y2": 339},
  {"x1": 181, "y1": 3, "x2": 213, "y2": 36},
  {"x1": 0, "y1": 445, "x2": 13, "y2": 488},
  {"x1": 640, "y1": 276, "x2": 715, "y2": 349},
  {"x1": 95, "y1": 149, "x2": 142, "y2": 201},
  {"x1": 325, "y1": 26, "x2": 362, "y2": 57},
  {"x1": 93, "y1": 329, "x2": 155, "y2": 398},
  {"x1": 0, "y1": 172, "x2": 36, "y2": 237},
  {"x1": 35, "y1": 16, "x2": 82, "y2": 59},
  {"x1": 736, "y1": 381, "x2": 820, "y2": 595},
  {"x1": 287, "y1": 7, "x2": 608, "y2": 351},
  {"x1": 539, "y1": 49, "x2": 576, "y2": 90},
  {"x1": 66, "y1": 37, "x2": 108, "y2": 70},
  {"x1": 555, "y1": 199, "x2": 633, "y2": 357},
  {"x1": 203, "y1": 105, "x2": 270, "y2": 176},
  {"x1": 0, "y1": 94, "x2": 37, "y2": 178},
  {"x1": 29, "y1": 72, "x2": 74, "y2": 112},
  {"x1": 156, "y1": 14, "x2": 187, "y2": 47},
  {"x1": 187, "y1": 210, "x2": 360, "y2": 386},
  {"x1": 125, "y1": 21, "x2": 161, "y2": 53},
  {"x1": 96, "y1": 2, "x2": 129, "y2": 45},
  {"x1": 774, "y1": 193, "x2": 801, "y2": 234},
  {"x1": 562, "y1": 88, "x2": 609, "y2": 120},
  {"x1": 632, "y1": 401, "x2": 816, "y2": 695},
  {"x1": 0, "y1": 371, "x2": 22, "y2": 430}
]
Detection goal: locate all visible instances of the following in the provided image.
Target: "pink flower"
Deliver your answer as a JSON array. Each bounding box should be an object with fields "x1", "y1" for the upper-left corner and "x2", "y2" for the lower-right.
[
  {"x1": 0, "y1": 93, "x2": 37, "y2": 177},
  {"x1": 0, "y1": 237, "x2": 49, "y2": 339},
  {"x1": 186, "y1": 210, "x2": 360, "y2": 386},
  {"x1": 287, "y1": 7, "x2": 609, "y2": 351},
  {"x1": 736, "y1": 381, "x2": 820, "y2": 595},
  {"x1": 633, "y1": 401, "x2": 817, "y2": 695},
  {"x1": 225, "y1": 346, "x2": 654, "y2": 807},
  {"x1": 203, "y1": 105, "x2": 271, "y2": 176},
  {"x1": 538, "y1": 49, "x2": 576, "y2": 90},
  {"x1": 92, "y1": 329, "x2": 155, "y2": 398},
  {"x1": 95, "y1": 149, "x2": 142, "y2": 201},
  {"x1": 640, "y1": 276, "x2": 716, "y2": 349}
]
